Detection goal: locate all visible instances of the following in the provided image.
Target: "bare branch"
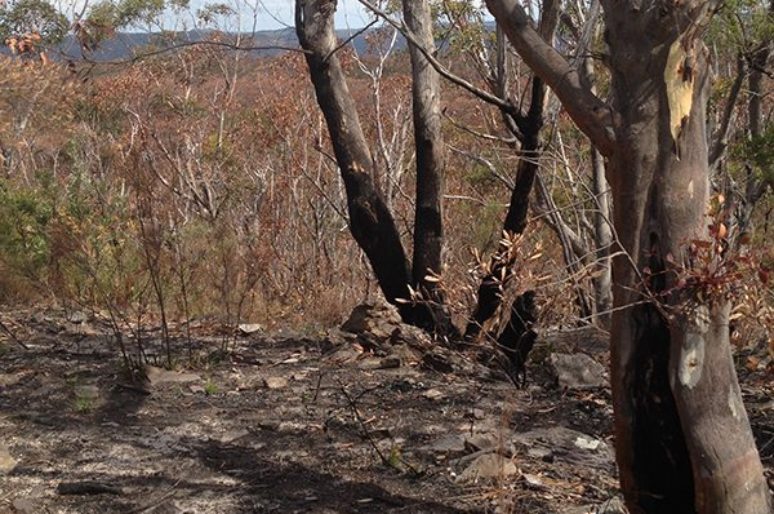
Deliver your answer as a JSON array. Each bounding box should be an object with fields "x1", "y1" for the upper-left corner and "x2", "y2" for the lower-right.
[
  {"x1": 357, "y1": 0, "x2": 524, "y2": 121},
  {"x1": 484, "y1": 0, "x2": 617, "y2": 156},
  {"x1": 709, "y1": 56, "x2": 745, "y2": 168},
  {"x1": 55, "y1": 39, "x2": 311, "y2": 67}
]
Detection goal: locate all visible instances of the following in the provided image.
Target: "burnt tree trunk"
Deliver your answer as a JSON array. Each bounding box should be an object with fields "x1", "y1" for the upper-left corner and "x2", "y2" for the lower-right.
[
  {"x1": 487, "y1": 0, "x2": 771, "y2": 512},
  {"x1": 295, "y1": 0, "x2": 412, "y2": 318},
  {"x1": 464, "y1": 126, "x2": 540, "y2": 341},
  {"x1": 464, "y1": 1, "x2": 558, "y2": 345},
  {"x1": 402, "y1": 0, "x2": 455, "y2": 336}
]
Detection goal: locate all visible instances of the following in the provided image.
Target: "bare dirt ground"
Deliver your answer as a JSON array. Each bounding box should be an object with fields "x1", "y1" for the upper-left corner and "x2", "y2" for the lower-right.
[{"x1": 0, "y1": 307, "x2": 772, "y2": 513}]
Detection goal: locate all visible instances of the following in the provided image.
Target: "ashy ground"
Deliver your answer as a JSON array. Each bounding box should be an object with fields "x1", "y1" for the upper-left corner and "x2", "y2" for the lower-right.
[{"x1": 0, "y1": 307, "x2": 771, "y2": 513}]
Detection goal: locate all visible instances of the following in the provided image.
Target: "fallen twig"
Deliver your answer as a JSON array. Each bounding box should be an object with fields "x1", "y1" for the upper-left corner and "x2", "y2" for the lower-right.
[
  {"x1": 0, "y1": 319, "x2": 28, "y2": 349},
  {"x1": 338, "y1": 383, "x2": 423, "y2": 476},
  {"x1": 57, "y1": 481, "x2": 122, "y2": 495}
]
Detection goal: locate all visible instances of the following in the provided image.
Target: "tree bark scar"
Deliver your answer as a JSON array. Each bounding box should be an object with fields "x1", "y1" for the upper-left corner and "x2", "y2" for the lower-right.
[
  {"x1": 678, "y1": 304, "x2": 708, "y2": 389},
  {"x1": 727, "y1": 384, "x2": 743, "y2": 421}
]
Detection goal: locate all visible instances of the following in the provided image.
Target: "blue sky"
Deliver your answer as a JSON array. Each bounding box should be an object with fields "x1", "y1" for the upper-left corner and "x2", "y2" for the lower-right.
[{"x1": 256, "y1": 0, "x2": 369, "y2": 30}]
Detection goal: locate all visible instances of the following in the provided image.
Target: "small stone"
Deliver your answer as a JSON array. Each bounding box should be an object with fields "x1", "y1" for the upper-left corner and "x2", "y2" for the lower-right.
[
  {"x1": 549, "y1": 353, "x2": 607, "y2": 389},
  {"x1": 264, "y1": 377, "x2": 288, "y2": 390},
  {"x1": 238, "y1": 323, "x2": 264, "y2": 335},
  {"x1": 12, "y1": 498, "x2": 37, "y2": 514},
  {"x1": 67, "y1": 311, "x2": 89, "y2": 324},
  {"x1": 378, "y1": 356, "x2": 401, "y2": 369},
  {"x1": 455, "y1": 453, "x2": 518, "y2": 483},
  {"x1": 423, "y1": 388, "x2": 445, "y2": 401},
  {"x1": 146, "y1": 366, "x2": 201, "y2": 386},
  {"x1": 0, "y1": 445, "x2": 17, "y2": 474},
  {"x1": 189, "y1": 384, "x2": 205, "y2": 394},
  {"x1": 471, "y1": 408, "x2": 485, "y2": 420}
]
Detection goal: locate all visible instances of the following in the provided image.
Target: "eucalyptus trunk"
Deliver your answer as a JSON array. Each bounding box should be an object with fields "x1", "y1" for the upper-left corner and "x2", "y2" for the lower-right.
[
  {"x1": 606, "y1": 32, "x2": 768, "y2": 512},
  {"x1": 402, "y1": 0, "x2": 454, "y2": 335},
  {"x1": 486, "y1": 1, "x2": 771, "y2": 512},
  {"x1": 295, "y1": 0, "x2": 413, "y2": 318}
]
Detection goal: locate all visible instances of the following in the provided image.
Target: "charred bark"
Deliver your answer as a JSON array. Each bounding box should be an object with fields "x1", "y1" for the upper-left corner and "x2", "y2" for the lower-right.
[
  {"x1": 464, "y1": 128, "x2": 540, "y2": 341},
  {"x1": 295, "y1": 0, "x2": 413, "y2": 318},
  {"x1": 496, "y1": 290, "x2": 537, "y2": 384},
  {"x1": 402, "y1": 0, "x2": 455, "y2": 336},
  {"x1": 464, "y1": 3, "x2": 558, "y2": 383}
]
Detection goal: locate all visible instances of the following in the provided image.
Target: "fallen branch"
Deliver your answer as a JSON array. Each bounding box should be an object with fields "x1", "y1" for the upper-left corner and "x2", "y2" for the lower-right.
[{"x1": 0, "y1": 320, "x2": 28, "y2": 350}]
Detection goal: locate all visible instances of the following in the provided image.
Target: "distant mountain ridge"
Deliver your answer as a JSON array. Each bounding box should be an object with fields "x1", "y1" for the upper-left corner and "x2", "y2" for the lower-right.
[{"x1": 55, "y1": 27, "x2": 383, "y2": 62}]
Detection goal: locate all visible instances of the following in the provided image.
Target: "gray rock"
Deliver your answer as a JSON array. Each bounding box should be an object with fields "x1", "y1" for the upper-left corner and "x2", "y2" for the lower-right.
[
  {"x1": 238, "y1": 323, "x2": 264, "y2": 335},
  {"x1": 455, "y1": 453, "x2": 518, "y2": 483},
  {"x1": 145, "y1": 366, "x2": 201, "y2": 386},
  {"x1": 549, "y1": 353, "x2": 607, "y2": 389},
  {"x1": 513, "y1": 426, "x2": 613, "y2": 471},
  {"x1": 12, "y1": 498, "x2": 37, "y2": 514},
  {"x1": 0, "y1": 445, "x2": 17, "y2": 474},
  {"x1": 264, "y1": 377, "x2": 288, "y2": 390}
]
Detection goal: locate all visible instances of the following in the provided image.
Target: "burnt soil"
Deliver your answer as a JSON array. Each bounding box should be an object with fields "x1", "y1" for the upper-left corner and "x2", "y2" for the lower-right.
[{"x1": 0, "y1": 309, "x2": 772, "y2": 513}]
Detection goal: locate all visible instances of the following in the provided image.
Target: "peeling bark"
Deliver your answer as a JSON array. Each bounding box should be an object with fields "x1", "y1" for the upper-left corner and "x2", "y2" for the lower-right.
[{"x1": 487, "y1": 0, "x2": 772, "y2": 511}]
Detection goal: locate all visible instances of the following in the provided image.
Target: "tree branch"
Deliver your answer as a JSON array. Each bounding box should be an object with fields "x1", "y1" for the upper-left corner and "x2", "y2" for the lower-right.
[
  {"x1": 709, "y1": 55, "x2": 745, "y2": 168},
  {"x1": 357, "y1": 0, "x2": 525, "y2": 123},
  {"x1": 484, "y1": 0, "x2": 617, "y2": 157}
]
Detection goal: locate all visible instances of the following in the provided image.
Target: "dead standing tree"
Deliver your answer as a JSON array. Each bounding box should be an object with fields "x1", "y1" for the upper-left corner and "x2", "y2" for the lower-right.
[{"x1": 486, "y1": 0, "x2": 771, "y2": 513}]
